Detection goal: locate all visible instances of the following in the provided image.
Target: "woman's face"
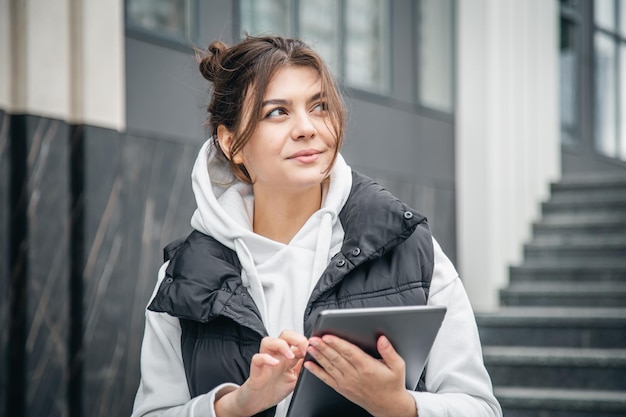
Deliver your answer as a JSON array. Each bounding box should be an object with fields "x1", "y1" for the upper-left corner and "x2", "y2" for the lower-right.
[{"x1": 233, "y1": 66, "x2": 337, "y2": 193}]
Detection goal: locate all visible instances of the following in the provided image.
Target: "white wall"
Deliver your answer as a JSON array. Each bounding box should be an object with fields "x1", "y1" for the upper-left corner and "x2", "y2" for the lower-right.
[
  {"x1": 456, "y1": 0, "x2": 561, "y2": 311},
  {"x1": 0, "y1": 0, "x2": 125, "y2": 131}
]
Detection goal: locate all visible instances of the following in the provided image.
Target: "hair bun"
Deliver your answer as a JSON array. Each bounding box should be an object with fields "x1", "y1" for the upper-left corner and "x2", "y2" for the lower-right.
[{"x1": 198, "y1": 41, "x2": 228, "y2": 82}]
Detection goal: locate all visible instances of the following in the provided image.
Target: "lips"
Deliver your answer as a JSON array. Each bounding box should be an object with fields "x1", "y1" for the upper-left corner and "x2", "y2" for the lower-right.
[{"x1": 287, "y1": 149, "x2": 322, "y2": 163}]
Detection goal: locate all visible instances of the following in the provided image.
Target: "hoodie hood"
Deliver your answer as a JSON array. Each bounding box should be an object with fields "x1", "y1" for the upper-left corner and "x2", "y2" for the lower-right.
[{"x1": 189, "y1": 138, "x2": 352, "y2": 327}]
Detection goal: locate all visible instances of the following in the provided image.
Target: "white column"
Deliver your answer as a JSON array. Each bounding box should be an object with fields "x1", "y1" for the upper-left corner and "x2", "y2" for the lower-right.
[
  {"x1": 0, "y1": 0, "x2": 125, "y2": 131},
  {"x1": 71, "y1": 0, "x2": 126, "y2": 130},
  {"x1": 0, "y1": 0, "x2": 11, "y2": 110},
  {"x1": 456, "y1": 0, "x2": 561, "y2": 311}
]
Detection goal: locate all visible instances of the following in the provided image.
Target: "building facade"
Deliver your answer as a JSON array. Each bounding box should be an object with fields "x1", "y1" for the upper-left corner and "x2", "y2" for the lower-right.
[{"x1": 1, "y1": 0, "x2": 625, "y2": 416}]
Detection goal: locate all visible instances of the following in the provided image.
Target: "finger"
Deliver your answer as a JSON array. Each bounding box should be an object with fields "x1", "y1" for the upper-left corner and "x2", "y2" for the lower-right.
[
  {"x1": 307, "y1": 338, "x2": 349, "y2": 376},
  {"x1": 279, "y1": 329, "x2": 309, "y2": 357},
  {"x1": 303, "y1": 359, "x2": 338, "y2": 390},
  {"x1": 377, "y1": 336, "x2": 405, "y2": 371},
  {"x1": 292, "y1": 358, "x2": 304, "y2": 374},
  {"x1": 251, "y1": 353, "x2": 280, "y2": 368},
  {"x1": 260, "y1": 337, "x2": 295, "y2": 359},
  {"x1": 319, "y1": 335, "x2": 368, "y2": 367}
]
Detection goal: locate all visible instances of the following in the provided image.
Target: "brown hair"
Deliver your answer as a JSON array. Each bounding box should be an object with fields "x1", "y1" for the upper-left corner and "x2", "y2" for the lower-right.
[{"x1": 196, "y1": 35, "x2": 346, "y2": 183}]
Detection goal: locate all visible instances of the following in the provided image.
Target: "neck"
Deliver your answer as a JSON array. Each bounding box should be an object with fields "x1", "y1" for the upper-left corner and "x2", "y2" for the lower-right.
[{"x1": 252, "y1": 184, "x2": 323, "y2": 244}]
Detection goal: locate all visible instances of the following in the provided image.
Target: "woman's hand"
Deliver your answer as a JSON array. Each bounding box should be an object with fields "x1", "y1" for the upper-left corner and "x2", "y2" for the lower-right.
[
  {"x1": 304, "y1": 335, "x2": 418, "y2": 417},
  {"x1": 215, "y1": 330, "x2": 308, "y2": 417}
]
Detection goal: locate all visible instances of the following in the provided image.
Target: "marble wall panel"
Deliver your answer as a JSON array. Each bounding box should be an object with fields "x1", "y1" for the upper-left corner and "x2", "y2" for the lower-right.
[
  {"x1": 0, "y1": 110, "x2": 8, "y2": 417},
  {"x1": 2, "y1": 115, "x2": 201, "y2": 417},
  {"x1": 81, "y1": 129, "x2": 197, "y2": 417},
  {"x1": 23, "y1": 115, "x2": 70, "y2": 417}
]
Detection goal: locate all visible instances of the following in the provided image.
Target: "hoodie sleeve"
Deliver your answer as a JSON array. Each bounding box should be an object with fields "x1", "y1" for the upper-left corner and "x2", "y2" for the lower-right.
[
  {"x1": 131, "y1": 262, "x2": 239, "y2": 417},
  {"x1": 408, "y1": 238, "x2": 503, "y2": 417}
]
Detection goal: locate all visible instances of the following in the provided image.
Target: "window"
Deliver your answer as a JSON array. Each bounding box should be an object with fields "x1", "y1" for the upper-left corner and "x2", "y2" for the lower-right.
[
  {"x1": 559, "y1": 2, "x2": 580, "y2": 144},
  {"x1": 299, "y1": 0, "x2": 341, "y2": 74},
  {"x1": 595, "y1": 31, "x2": 617, "y2": 156},
  {"x1": 239, "y1": 0, "x2": 292, "y2": 37},
  {"x1": 593, "y1": 0, "x2": 626, "y2": 158},
  {"x1": 239, "y1": 0, "x2": 454, "y2": 114},
  {"x1": 559, "y1": 0, "x2": 626, "y2": 161},
  {"x1": 418, "y1": 0, "x2": 454, "y2": 113},
  {"x1": 239, "y1": 0, "x2": 391, "y2": 94},
  {"x1": 344, "y1": 0, "x2": 390, "y2": 93},
  {"x1": 126, "y1": 0, "x2": 195, "y2": 43}
]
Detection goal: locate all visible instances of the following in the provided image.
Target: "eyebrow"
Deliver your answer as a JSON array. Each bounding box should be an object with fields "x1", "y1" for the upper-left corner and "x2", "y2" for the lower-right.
[{"x1": 261, "y1": 92, "x2": 323, "y2": 108}]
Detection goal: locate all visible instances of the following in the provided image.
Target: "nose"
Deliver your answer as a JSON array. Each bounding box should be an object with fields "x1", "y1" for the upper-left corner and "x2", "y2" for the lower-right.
[{"x1": 292, "y1": 111, "x2": 316, "y2": 140}]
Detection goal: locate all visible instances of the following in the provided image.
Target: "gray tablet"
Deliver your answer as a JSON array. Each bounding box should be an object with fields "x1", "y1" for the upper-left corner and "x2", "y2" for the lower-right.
[{"x1": 285, "y1": 305, "x2": 447, "y2": 417}]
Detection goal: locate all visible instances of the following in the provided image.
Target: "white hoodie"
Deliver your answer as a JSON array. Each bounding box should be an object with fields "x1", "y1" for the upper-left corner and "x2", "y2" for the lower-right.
[{"x1": 132, "y1": 139, "x2": 502, "y2": 417}]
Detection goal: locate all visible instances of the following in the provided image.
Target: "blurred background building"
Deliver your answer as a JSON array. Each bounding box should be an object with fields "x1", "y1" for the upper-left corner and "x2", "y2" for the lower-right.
[{"x1": 1, "y1": 0, "x2": 625, "y2": 416}]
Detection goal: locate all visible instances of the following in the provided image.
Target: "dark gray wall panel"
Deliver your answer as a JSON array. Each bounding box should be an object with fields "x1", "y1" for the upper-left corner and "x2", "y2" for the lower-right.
[
  {"x1": 23, "y1": 115, "x2": 70, "y2": 417},
  {"x1": 81, "y1": 128, "x2": 197, "y2": 416},
  {"x1": 125, "y1": 38, "x2": 208, "y2": 144},
  {"x1": 390, "y1": 0, "x2": 416, "y2": 103},
  {"x1": 0, "y1": 110, "x2": 7, "y2": 417}
]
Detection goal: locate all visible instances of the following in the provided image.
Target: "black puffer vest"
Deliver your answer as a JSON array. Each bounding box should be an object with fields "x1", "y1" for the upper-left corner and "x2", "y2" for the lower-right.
[{"x1": 148, "y1": 171, "x2": 434, "y2": 417}]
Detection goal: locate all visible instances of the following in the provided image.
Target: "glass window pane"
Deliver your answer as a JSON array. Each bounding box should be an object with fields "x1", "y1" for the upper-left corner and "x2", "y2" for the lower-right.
[
  {"x1": 560, "y1": 18, "x2": 578, "y2": 144},
  {"x1": 345, "y1": 0, "x2": 390, "y2": 93},
  {"x1": 595, "y1": 0, "x2": 616, "y2": 31},
  {"x1": 620, "y1": 0, "x2": 626, "y2": 37},
  {"x1": 594, "y1": 33, "x2": 617, "y2": 157},
  {"x1": 127, "y1": 0, "x2": 191, "y2": 40},
  {"x1": 621, "y1": 43, "x2": 626, "y2": 159},
  {"x1": 240, "y1": 0, "x2": 291, "y2": 36},
  {"x1": 299, "y1": 0, "x2": 340, "y2": 75},
  {"x1": 419, "y1": 0, "x2": 454, "y2": 113}
]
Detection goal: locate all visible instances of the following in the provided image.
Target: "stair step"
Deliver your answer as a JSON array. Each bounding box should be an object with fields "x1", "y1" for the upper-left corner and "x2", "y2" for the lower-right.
[
  {"x1": 531, "y1": 233, "x2": 626, "y2": 247},
  {"x1": 476, "y1": 307, "x2": 626, "y2": 349},
  {"x1": 549, "y1": 175, "x2": 626, "y2": 205},
  {"x1": 539, "y1": 212, "x2": 626, "y2": 225},
  {"x1": 500, "y1": 283, "x2": 626, "y2": 307},
  {"x1": 509, "y1": 264, "x2": 626, "y2": 283},
  {"x1": 483, "y1": 346, "x2": 626, "y2": 390},
  {"x1": 549, "y1": 192, "x2": 626, "y2": 205},
  {"x1": 524, "y1": 242, "x2": 626, "y2": 263},
  {"x1": 519, "y1": 258, "x2": 626, "y2": 269},
  {"x1": 496, "y1": 387, "x2": 626, "y2": 417},
  {"x1": 542, "y1": 198, "x2": 626, "y2": 215},
  {"x1": 532, "y1": 219, "x2": 626, "y2": 239},
  {"x1": 553, "y1": 174, "x2": 626, "y2": 188}
]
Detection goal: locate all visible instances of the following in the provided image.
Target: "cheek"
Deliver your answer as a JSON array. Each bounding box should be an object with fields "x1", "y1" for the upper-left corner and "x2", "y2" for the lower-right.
[{"x1": 317, "y1": 121, "x2": 338, "y2": 147}]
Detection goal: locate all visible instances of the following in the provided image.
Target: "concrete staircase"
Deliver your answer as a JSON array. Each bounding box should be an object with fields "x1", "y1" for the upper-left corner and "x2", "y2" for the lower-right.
[{"x1": 476, "y1": 174, "x2": 626, "y2": 417}]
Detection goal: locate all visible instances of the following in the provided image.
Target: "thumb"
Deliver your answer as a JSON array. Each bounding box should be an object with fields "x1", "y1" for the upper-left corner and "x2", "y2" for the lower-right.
[{"x1": 377, "y1": 335, "x2": 404, "y2": 370}]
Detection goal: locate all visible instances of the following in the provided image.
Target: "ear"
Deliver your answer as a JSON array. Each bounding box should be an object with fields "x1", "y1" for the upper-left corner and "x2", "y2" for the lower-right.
[{"x1": 217, "y1": 125, "x2": 244, "y2": 164}]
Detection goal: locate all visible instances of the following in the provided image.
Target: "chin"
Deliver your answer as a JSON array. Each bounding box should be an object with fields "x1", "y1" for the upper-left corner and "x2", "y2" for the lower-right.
[{"x1": 285, "y1": 174, "x2": 328, "y2": 190}]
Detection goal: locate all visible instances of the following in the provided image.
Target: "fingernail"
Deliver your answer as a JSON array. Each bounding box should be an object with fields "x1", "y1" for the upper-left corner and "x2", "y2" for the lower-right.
[{"x1": 379, "y1": 336, "x2": 389, "y2": 348}]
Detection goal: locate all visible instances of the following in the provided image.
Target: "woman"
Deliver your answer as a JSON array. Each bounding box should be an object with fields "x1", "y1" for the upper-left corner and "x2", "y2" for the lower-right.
[{"x1": 132, "y1": 35, "x2": 501, "y2": 417}]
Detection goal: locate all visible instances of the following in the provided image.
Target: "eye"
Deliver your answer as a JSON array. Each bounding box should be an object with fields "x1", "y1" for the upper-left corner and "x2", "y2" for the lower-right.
[
  {"x1": 312, "y1": 102, "x2": 328, "y2": 113},
  {"x1": 265, "y1": 107, "x2": 287, "y2": 118}
]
